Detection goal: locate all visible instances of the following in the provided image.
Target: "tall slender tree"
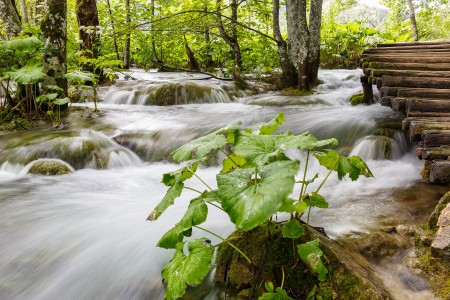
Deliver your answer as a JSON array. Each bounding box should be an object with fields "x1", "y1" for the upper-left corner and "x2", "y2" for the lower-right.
[
  {"x1": 20, "y1": 0, "x2": 29, "y2": 25},
  {"x1": 123, "y1": 0, "x2": 131, "y2": 69},
  {"x1": 406, "y1": 0, "x2": 419, "y2": 41}
]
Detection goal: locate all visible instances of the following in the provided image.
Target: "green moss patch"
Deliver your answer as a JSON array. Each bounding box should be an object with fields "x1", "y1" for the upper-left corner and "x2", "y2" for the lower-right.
[
  {"x1": 27, "y1": 159, "x2": 73, "y2": 175},
  {"x1": 350, "y1": 92, "x2": 366, "y2": 106}
]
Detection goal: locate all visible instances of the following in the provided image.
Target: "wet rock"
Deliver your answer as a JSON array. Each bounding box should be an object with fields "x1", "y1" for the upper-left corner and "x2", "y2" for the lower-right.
[
  {"x1": 27, "y1": 159, "x2": 73, "y2": 175},
  {"x1": 431, "y1": 203, "x2": 450, "y2": 260},
  {"x1": 341, "y1": 230, "x2": 411, "y2": 259}
]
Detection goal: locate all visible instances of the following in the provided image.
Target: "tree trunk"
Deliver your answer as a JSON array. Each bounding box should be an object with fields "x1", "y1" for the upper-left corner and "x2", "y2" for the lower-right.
[
  {"x1": 407, "y1": 0, "x2": 419, "y2": 41},
  {"x1": 215, "y1": 0, "x2": 244, "y2": 85},
  {"x1": 76, "y1": 0, "x2": 100, "y2": 65},
  {"x1": 184, "y1": 36, "x2": 200, "y2": 71},
  {"x1": 307, "y1": 0, "x2": 323, "y2": 84},
  {"x1": 150, "y1": 0, "x2": 160, "y2": 65},
  {"x1": 204, "y1": 5, "x2": 213, "y2": 69},
  {"x1": 272, "y1": 0, "x2": 296, "y2": 87},
  {"x1": 20, "y1": 0, "x2": 29, "y2": 25},
  {"x1": 0, "y1": 0, "x2": 22, "y2": 38},
  {"x1": 123, "y1": 0, "x2": 131, "y2": 69},
  {"x1": 32, "y1": 0, "x2": 45, "y2": 25},
  {"x1": 41, "y1": 0, "x2": 67, "y2": 95}
]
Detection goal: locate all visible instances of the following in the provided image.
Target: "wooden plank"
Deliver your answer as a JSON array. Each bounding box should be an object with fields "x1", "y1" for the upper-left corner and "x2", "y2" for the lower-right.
[
  {"x1": 392, "y1": 97, "x2": 407, "y2": 112},
  {"x1": 409, "y1": 121, "x2": 450, "y2": 142},
  {"x1": 380, "y1": 96, "x2": 392, "y2": 107},
  {"x1": 429, "y1": 160, "x2": 450, "y2": 184},
  {"x1": 406, "y1": 99, "x2": 450, "y2": 114},
  {"x1": 407, "y1": 111, "x2": 450, "y2": 118},
  {"x1": 363, "y1": 56, "x2": 450, "y2": 64},
  {"x1": 421, "y1": 130, "x2": 450, "y2": 147},
  {"x1": 403, "y1": 117, "x2": 450, "y2": 130},
  {"x1": 366, "y1": 44, "x2": 450, "y2": 51},
  {"x1": 364, "y1": 48, "x2": 450, "y2": 54},
  {"x1": 398, "y1": 88, "x2": 450, "y2": 99},
  {"x1": 381, "y1": 75, "x2": 450, "y2": 89},
  {"x1": 362, "y1": 52, "x2": 450, "y2": 58},
  {"x1": 371, "y1": 70, "x2": 450, "y2": 78},
  {"x1": 369, "y1": 62, "x2": 450, "y2": 71}
]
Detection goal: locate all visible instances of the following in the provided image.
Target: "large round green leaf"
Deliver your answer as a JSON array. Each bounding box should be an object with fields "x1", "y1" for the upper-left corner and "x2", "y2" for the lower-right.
[
  {"x1": 162, "y1": 238, "x2": 214, "y2": 300},
  {"x1": 217, "y1": 160, "x2": 300, "y2": 231},
  {"x1": 8, "y1": 58, "x2": 44, "y2": 84}
]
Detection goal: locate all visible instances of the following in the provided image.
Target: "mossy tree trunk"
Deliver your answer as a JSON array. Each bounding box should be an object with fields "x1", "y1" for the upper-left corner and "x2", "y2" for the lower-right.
[
  {"x1": 286, "y1": 0, "x2": 323, "y2": 90},
  {"x1": 40, "y1": 0, "x2": 67, "y2": 96},
  {"x1": 407, "y1": 0, "x2": 419, "y2": 41},
  {"x1": 0, "y1": 0, "x2": 22, "y2": 38},
  {"x1": 76, "y1": 0, "x2": 100, "y2": 68},
  {"x1": 106, "y1": 0, "x2": 120, "y2": 61}
]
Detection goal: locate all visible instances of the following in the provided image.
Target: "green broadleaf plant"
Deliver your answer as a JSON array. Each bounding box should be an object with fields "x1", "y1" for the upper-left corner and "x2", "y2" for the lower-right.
[{"x1": 149, "y1": 113, "x2": 372, "y2": 299}]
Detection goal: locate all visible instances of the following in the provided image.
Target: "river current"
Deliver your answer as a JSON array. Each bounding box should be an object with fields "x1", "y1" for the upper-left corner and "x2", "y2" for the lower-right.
[{"x1": 0, "y1": 69, "x2": 448, "y2": 299}]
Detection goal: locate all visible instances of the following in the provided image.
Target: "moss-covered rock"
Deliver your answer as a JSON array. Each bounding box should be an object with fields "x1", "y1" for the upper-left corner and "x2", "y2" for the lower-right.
[
  {"x1": 27, "y1": 159, "x2": 73, "y2": 175},
  {"x1": 350, "y1": 92, "x2": 366, "y2": 106},
  {"x1": 215, "y1": 222, "x2": 391, "y2": 299},
  {"x1": 280, "y1": 88, "x2": 314, "y2": 96},
  {"x1": 428, "y1": 192, "x2": 450, "y2": 231}
]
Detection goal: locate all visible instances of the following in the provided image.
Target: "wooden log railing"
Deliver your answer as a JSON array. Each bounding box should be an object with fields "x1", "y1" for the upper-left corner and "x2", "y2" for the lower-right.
[{"x1": 361, "y1": 40, "x2": 450, "y2": 184}]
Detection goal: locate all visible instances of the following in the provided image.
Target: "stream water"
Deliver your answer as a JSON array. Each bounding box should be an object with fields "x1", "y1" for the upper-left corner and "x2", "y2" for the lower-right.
[{"x1": 0, "y1": 69, "x2": 448, "y2": 300}]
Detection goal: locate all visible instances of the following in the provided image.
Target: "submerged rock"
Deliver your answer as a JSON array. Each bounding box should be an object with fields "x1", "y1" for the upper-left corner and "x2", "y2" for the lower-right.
[
  {"x1": 215, "y1": 222, "x2": 391, "y2": 299},
  {"x1": 27, "y1": 159, "x2": 74, "y2": 175}
]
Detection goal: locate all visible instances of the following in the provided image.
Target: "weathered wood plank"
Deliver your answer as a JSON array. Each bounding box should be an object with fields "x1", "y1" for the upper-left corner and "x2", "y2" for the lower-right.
[
  {"x1": 406, "y1": 99, "x2": 450, "y2": 115},
  {"x1": 392, "y1": 97, "x2": 407, "y2": 112},
  {"x1": 421, "y1": 130, "x2": 450, "y2": 147},
  {"x1": 403, "y1": 118, "x2": 450, "y2": 130},
  {"x1": 380, "y1": 96, "x2": 392, "y2": 107},
  {"x1": 409, "y1": 121, "x2": 450, "y2": 142},
  {"x1": 362, "y1": 52, "x2": 450, "y2": 58},
  {"x1": 407, "y1": 111, "x2": 450, "y2": 118},
  {"x1": 429, "y1": 160, "x2": 450, "y2": 184},
  {"x1": 369, "y1": 62, "x2": 450, "y2": 71},
  {"x1": 367, "y1": 44, "x2": 450, "y2": 51},
  {"x1": 363, "y1": 56, "x2": 450, "y2": 64},
  {"x1": 372, "y1": 70, "x2": 450, "y2": 78},
  {"x1": 398, "y1": 88, "x2": 450, "y2": 99},
  {"x1": 381, "y1": 75, "x2": 450, "y2": 89}
]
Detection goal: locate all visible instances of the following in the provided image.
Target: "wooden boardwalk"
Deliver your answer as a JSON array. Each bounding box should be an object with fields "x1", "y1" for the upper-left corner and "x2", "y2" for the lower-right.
[{"x1": 361, "y1": 40, "x2": 450, "y2": 184}]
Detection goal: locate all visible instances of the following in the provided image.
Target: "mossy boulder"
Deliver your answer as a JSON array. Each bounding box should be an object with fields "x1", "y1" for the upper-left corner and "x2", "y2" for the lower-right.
[
  {"x1": 350, "y1": 92, "x2": 366, "y2": 106},
  {"x1": 428, "y1": 191, "x2": 450, "y2": 231},
  {"x1": 280, "y1": 88, "x2": 314, "y2": 96},
  {"x1": 215, "y1": 222, "x2": 391, "y2": 299},
  {"x1": 27, "y1": 159, "x2": 73, "y2": 175}
]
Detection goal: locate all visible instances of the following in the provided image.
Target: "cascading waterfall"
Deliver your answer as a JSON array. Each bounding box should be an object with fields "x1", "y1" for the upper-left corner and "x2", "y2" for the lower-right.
[{"x1": 0, "y1": 69, "x2": 446, "y2": 299}]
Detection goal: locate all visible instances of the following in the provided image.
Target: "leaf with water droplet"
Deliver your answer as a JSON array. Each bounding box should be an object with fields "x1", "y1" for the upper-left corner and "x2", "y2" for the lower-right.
[
  {"x1": 314, "y1": 150, "x2": 373, "y2": 181},
  {"x1": 221, "y1": 154, "x2": 247, "y2": 173},
  {"x1": 217, "y1": 160, "x2": 299, "y2": 231},
  {"x1": 162, "y1": 238, "x2": 214, "y2": 300},
  {"x1": 282, "y1": 219, "x2": 305, "y2": 239},
  {"x1": 259, "y1": 112, "x2": 285, "y2": 135},
  {"x1": 297, "y1": 239, "x2": 328, "y2": 281}
]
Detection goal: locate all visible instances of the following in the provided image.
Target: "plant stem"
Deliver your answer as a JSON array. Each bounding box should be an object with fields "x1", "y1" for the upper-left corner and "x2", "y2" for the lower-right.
[
  {"x1": 315, "y1": 168, "x2": 334, "y2": 194},
  {"x1": 207, "y1": 201, "x2": 225, "y2": 212},
  {"x1": 299, "y1": 150, "x2": 310, "y2": 201},
  {"x1": 220, "y1": 148, "x2": 238, "y2": 166},
  {"x1": 281, "y1": 266, "x2": 285, "y2": 289},
  {"x1": 193, "y1": 172, "x2": 213, "y2": 191},
  {"x1": 194, "y1": 225, "x2": 252, "y2": 265},
  {"x1": 184, "y1": 186, "x2": 202, "y2": 194}
]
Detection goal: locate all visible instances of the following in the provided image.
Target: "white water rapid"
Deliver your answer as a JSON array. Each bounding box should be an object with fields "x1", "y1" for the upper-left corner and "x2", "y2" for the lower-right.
[{"x1": 0, "y1": 69, "x2": 447, "y2": 299}]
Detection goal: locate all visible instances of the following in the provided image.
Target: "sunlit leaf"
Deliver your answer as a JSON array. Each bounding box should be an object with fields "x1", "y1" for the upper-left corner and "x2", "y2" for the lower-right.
[
  {"x1": 65, "y1": 70, "x2": 95, "y2": 83},
  {"x1": 162, "y1": 238, "x2": 214, "y2": 300},
  {"x1": 0, "y1": 36, "x2": 43, "y2": 52},
  {"x1": 8, "y1": 58, "x2": 44, "y2": 84},
  {"x1": 304, "y1": 193, "x2": 328, "y2": 208},
  {"x1": 217, "y1": 160, "x2": 299, "y2": 231}
]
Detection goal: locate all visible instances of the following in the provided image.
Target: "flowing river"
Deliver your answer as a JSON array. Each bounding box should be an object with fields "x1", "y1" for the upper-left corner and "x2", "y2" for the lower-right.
[{"x1": 0, "y1": 69, "x2": 448, "y2": 299}]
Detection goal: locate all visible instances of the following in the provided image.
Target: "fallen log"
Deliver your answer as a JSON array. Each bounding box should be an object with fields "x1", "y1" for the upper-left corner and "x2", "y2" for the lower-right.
[
  {"x1": 371, "y1": 70, "x2": 450, "y2": 78},
  {"x1": 421, "y1": 130, "x2": 450, "y2": 147},
  {"x1": 429, "y1": 160, "x2": 450, "y2": 184},
  {"x1": 406, "y1": 99, "x2": 450, "y2": 115},
  {"x1": 364, "y1": 48, "x2": 450, "y2": 55},
  {"x1": 398, "y1": 88, "x2": 450, "y2": 99},
  {"x1": 408, "y1": 111, "x2": 450, "y2": 118},
  {"x1": 381, "y1": 75, "x2": 450, "y2": 89},
  {"x1": 362, "y1": 52, "x2": 450, "y2": 59},
  {"x1": 403, "y1": 117, "x2": 450, "y2": 130},
  {"x1": 368, "y1": 62, "x2": 450, "y2": 71},
  {"x1": 409, "y1": 121, "x2": 450, "y2": 142},
  {"x1": 380, "y1": 87, "x2": 400, "y2": 97}
]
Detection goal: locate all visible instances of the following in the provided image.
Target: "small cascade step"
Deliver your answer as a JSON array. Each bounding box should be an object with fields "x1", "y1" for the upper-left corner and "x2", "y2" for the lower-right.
[{"x1": 361, "y1": 40, "x2": 450, "y2": 183}]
